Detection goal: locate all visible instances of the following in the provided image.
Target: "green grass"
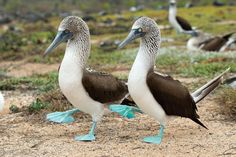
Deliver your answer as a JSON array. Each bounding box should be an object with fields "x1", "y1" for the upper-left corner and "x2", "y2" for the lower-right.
[
  {"x1": 1, "y1": 48, "x2": 235, "y2": 93},
  {"x1": 0, "y1": 72, "x2": 58, "y2": 92},
  {"x1": 28, "y1": 98, "x2": 50, "y2": 113},
  {"x1": 1, "y1": 6, "x2": 236, "y2": 63}
]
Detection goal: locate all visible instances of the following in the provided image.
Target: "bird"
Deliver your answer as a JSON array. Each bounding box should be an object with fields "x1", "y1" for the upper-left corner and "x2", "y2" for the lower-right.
[
  {"x1": 44, "y1": 16, "x2": 141, "y2": 141},
  {"x1": 0, "y1": 91, "x2": 4, "y2": 112},
  {"x1": 168, "y1": 0, "x2": 196, "y2": 35},
  {"x1": 224, "y1": 75, "x2": 236, "y2": 89},
  {"x1": 119, "y1": 16, "x2": 229, "y2": 144},
  {"x1": 213, "y1": 0, "x2": 225, "y2": 6},
  {"x1": 187, "y1": 30, "x2": 212, "y2": 51},
  {"x1": 187, "y1": 31, "x2": 235, "y2": 52}
]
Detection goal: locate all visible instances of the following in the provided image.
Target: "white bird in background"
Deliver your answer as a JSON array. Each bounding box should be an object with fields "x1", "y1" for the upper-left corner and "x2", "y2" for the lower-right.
[{"x1": 0, "y1": 91, "x2": 4, "y2": 112}]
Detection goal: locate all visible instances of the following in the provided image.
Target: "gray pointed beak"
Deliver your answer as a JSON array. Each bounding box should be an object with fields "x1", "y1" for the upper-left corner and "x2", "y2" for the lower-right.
[
  {"x1": 44, "y1": 31, "x2": 64, "y2": 57},
  {"x1": 44, "y1": 31, "x2": 73, "y2": 57},
  {"x1": 119, "y1": 29, "x2": 145, "y2": 49}
]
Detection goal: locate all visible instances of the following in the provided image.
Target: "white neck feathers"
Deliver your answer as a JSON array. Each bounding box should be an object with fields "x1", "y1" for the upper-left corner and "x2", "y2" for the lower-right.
[
  {"x1": 130, "y1": 30, "x2": 161, "y2": 76},
  {"x1": 169, "y1": 6, "x2": 177, "y2": 17},
  {"x1": 64, "y1": 31, "x2": 90, "y2": 68}
]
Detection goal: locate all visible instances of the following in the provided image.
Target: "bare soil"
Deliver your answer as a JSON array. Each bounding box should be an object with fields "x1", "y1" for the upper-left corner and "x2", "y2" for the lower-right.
[
  {"x1": 0, "y1": 62, "x2": 236, "y2": 157},
  {"x1": 0, "y1": 60, "x2": 59, "y2": 78},
  {"x1": 0, "y1": 95, "x2": 236, "y2": 157}
]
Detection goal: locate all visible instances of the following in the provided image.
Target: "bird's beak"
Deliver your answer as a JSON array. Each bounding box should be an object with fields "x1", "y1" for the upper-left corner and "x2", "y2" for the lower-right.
[
  {"x1": 118, "y1": 29, "x2": 145, "y2": 49},
  {"x1": 184, "y1": 30, "x2": 198, "y2": 37},
  {"x1": 44, "y1": 31, "x2": 73, "y2": 57}
]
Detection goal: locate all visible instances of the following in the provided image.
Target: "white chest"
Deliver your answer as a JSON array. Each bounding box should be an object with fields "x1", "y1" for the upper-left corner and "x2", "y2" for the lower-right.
[
  {"x1": 169, "y1": 9, "x2": 183, "y2": 32},
  {"x1": 58, "y1": 51, "x2": 103, "y2": 121},
  {"x1": 128, "y1": 51, "x2": 167, "y2": 124},
  {"x1": 187, "y1": 38, "x2": 200, "y2": 51}
]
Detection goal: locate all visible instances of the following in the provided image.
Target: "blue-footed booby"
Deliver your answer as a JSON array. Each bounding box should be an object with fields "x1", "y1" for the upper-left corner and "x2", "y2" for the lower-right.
[
  {"x1": 169, "y1": 0, "x2": 196, "y2": 35},
  {"x1": 119, "y1": 16, "x2": 230, "y2": 144},
  {"x1": 187, "y1": 31, "x2": 235, "y2": 52},
  {"x1": 0, "y1": 92, "x2": 4, "y2": 112},
  {"x1": 44, "y1": 16, "x2": 141, "y2": 141}
]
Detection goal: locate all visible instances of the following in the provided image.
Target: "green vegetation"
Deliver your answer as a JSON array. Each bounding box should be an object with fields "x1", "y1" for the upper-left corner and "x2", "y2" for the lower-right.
[
  {"x1": 28, "y1": 98, "x2": 49, "y2": 113},
  {"x1": 1, "y1": 49, "x2": 235, "y2": 92},
  {"x1": 1, "y1": 6, "x2": 236, "y2": 63},
  {"x1": 0, "y1": 72, "x2": 58, "y2": 92},
  {"x1": 9, "y1": 104, "x2": 20, "y2": 113},
  {"x1": 0, "y1": 0, "x2": 233, "y2": 13}
]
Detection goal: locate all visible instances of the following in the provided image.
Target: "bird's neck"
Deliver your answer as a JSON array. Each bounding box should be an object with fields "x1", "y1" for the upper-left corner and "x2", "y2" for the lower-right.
[
  {"x1": 64, "y1": 31, "x2": 91, "y2": 70},
  {"x1": 130, "y1": 32, "x2": 161, "y2": 77},
  {"x1": 169, "y1": 6, "x2": 177, "y2": 18},
  {"x1": 59, "y1": 31, "x2": 90, "y2": 85}
]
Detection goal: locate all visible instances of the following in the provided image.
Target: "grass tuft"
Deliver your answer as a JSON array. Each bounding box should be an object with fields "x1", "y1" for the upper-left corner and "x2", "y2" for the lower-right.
[
  {"x1": 28, "y1": 98, "x2": 49, "y2": 114},
  {"x1": 217, "y1": 87, "x2": 236, "y2": 120},
  {"x1": 37, "y1": 89, "x2": 72, "y2": 112}
]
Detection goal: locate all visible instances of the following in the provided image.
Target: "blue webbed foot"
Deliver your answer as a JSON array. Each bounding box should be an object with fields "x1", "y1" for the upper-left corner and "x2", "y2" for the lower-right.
[
  {"x1": 75, "y1": 121, "x2": 97, "y2": 142},
  {"x1": 46, "y1": 108, "x2": 80, "y2": 123},
  {"x1": 143, "y1": 135, "x2": 162, "y2": 144},
  {"x1": 75, "y1": 134, "x2": 95, "y2": 141},
  {"x1": 143, "y1": 125, "x2": 164, "y2": 144},
  {"x1": 109, "y1": 104, "x2": 142, "y2": 119}
]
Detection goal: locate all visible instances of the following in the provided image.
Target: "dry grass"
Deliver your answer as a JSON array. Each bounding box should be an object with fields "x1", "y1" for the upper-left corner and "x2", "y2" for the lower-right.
[
  {"x1": 38, "y1": 88, "x2": 73, "y2": 112},
  {"x1": 217, "y1": 87, "x2": 236, "y2": 120}
]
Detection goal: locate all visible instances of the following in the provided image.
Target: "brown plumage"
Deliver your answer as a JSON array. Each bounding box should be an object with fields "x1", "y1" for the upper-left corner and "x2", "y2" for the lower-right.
[
  {"x1": 146, "y1": 71, "x2": 207, "y2": 129},
  {"x1": 201, "y1": 32, "x2": 235, "y2": 51},
  {"x1": 176, "y1": 16, "x2": 193, "y2": 31},
  {"x1": 82, "y1": 69, "x2": 128, "y2": 104},
  {"x1": 145, "y1": 67, "x2": 230, "y2": 129}
]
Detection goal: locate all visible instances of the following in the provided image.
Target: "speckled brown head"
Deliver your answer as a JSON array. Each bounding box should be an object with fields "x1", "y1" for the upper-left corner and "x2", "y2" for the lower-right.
[
  {"x1": 119, "y1": 16, "x2": 161, "y2": 52},
  {"x1": 58, "y1": 16, "x2": 89, "y2": 37},
  {"x1": 44, "y1": 16, "x2": 89, "y2": 56},
  {"x1": 131, "y1": 17, "x2": 159, "y2": 37}
]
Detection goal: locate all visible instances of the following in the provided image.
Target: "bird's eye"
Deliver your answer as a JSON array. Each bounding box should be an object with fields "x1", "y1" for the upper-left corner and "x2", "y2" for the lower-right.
[
  {"x1": 138, "y1": 28, "x2": 142, "y2": 32},
  {"x1": 64, "y1": 29, "x2": 70, "y2": 34}
]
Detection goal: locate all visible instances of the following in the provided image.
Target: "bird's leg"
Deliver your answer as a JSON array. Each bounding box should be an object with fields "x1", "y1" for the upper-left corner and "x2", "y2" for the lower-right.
[
  {"x1": 143, "y1": 125, "x2": 164, "y2": 144},
  {"x1": 75, "y1": 121, "x2": 96, "y2": 141},
  {"x1": 108, "y1": 104, "x2": 143, "y2": 119},
  {"x1": 46, "y1": 108, "x2": 80, "y2": 123}
]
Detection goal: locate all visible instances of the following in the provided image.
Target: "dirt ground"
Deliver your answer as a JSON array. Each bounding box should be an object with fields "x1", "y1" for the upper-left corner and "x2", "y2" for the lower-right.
[{"x1": 0, "y1": 63, "x2": 236, "y2": 157}]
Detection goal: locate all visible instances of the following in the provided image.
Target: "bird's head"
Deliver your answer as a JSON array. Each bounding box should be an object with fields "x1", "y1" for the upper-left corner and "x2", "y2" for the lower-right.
[
  {"x1": 169, "y1": 0, "x2": 176, "y2": 6},
  {"x1": 119, "y1": 16, "x2": 160, "y2": 49},
  {"x1": 44, "y1": 16, "x2": 88, "y2": 56}
]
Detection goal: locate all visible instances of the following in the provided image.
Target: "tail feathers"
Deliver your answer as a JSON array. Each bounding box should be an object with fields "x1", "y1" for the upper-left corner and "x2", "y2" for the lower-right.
[
  {"x1": 121, "y1": 94, "x2": 136, "y2": 107},
  {"x1": 222, "y1": 32, "x2": 235, "y2": 40},
  {"x1": 191, "y1": 68, "x2": 230, "y2": 104},
  {"x1": 220, "y1": 37, "x2": 236, "y2": 52},
  {"x1": 191, "y1": 118, "x2": 208, "y2": 129}
]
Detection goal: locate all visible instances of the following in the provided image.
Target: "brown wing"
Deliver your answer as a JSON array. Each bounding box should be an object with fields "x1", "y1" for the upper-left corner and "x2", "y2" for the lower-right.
[
  {"x1": 146, "y1": 71, "x2": 207, "y2": 128},
  {"x1": 201, "y1": 37, "x2": 227, "y2": 51},
  {"x1": 176, "y1": 16, "x2": 192, "y2": 31},
  {"x1": 146, "y1": 71, "x2": 198, "y2": 118},
  {"x1": 82, "y1": 69, "x2": 128, "y2": 103}
]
